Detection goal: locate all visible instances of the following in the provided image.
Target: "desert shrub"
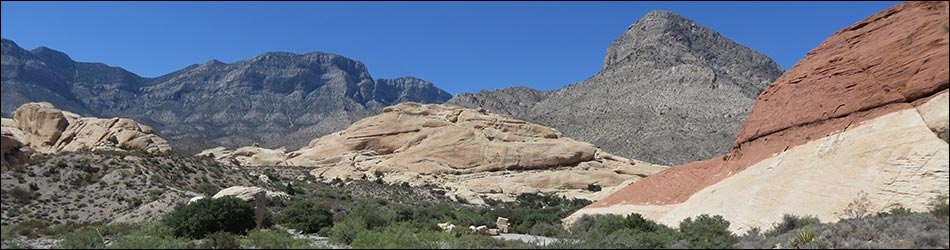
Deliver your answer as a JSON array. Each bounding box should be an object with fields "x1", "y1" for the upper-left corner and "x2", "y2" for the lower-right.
[
  {"x1": 678, "y1": 214, "x2": 738, "y2": 249},
  {"x1": 199, "y1": 231, "x2": 241, "y2": 249},
  {"x1": 278, "y1": 199, "x2": 333, "y2": 234},
  {"x1": 241, "y1": 229, "x2": 314, "y2": 249},
  {"x1": 765, "y1": 214, "x2": 820, "y2": 236},
  {"x1": 528, "y1": 222, "x2": 568, "y2": 238},
  {"x1": 842, "y1": 191, "x2": 871, "y2": 219},
  {"x1": 883, "y1": 206, "x2": 914, "y2": 217},
  {"x1": 328, "y1": 215, "x2": 367, "y2": 245},
  {"x1": 349, "y1": 223, "x2": 443, "y2": 249},
  {"x1": 441, "y1": 231, "x2": 535, "y2": 249},
  {"x1": 61, "y1": 227, "x2": 107, "y2": 249},
  {"x1": 1, "y1": 225, "x2": 14, "y2": 241},
  {"x1": 192, "y1": 183, "x2": 220, "y2": 197},
  {"x1": 13, "y1": 220, "x2": 49, "y2": 239},
  {"x1": 162, "y1": 196, "x2": 257, "y2": 239},
  {"x1": 930, "y1": 195, "x2": 949, "y2": 217},
  {"x1": 570, "y1": 213, "x2": 664, "y2": 237},
  {"x1": 565, "y1": 214, "x2": 678, "y2": 249},
  {"x1": 106, "y1": 223, "x2": 192, "y2": 249},
  {"x1": 8, "y1": 186, "x2": 35, "y2": 204},
  {"x1": 788, "y1": 228, "x2": 815, "y2": 248}
]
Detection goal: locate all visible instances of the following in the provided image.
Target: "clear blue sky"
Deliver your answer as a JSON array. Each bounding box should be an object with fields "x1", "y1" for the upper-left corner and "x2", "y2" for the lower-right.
[{"x1": 1, "y1": 1, "x2": 900, "y2": 95}]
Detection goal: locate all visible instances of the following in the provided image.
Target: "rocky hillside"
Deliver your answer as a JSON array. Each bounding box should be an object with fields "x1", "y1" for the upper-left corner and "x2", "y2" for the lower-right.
[
  {"x1": 201, "y1": 102, "x2": 667, "y2": 205},
  {"x1": 568, "y1": 1, "x2": 949, "y2": 233},
  {"x1": 0, "y1": 151, "x2": 258, "y2": 226},
  {"x1": 1, "y1": 39, "x2": 452, "y2": 152},
  {"x1": 447, "y1": 10, "x2": 784, "y2": 165},
  {"x1": 1, "y1": 102, "x2": 171, "y2": 166}
]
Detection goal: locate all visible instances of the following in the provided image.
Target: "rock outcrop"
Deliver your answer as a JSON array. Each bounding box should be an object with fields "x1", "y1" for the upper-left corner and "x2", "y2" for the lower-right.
[
  {"x1": 1, "y1": 118, "x2": 31, "y2": 165},
  {"x1": 212, "y1": 186, "x2": 289, "y2": 201},
  {"x1": 567, "y1": 1, "x2": 950, "y2": 233},
  {"x1": 0, "y1": 102, "x2": 171, "y2": 165},
  {"x1": 197, "y1": 146, "x2": 290, "y2": 166},
  {"x1": 447, "y1": 10, "x2": 784, "y2": 165},
  {"x1": 209, "y1": 103, "x2": 666, "y2": 204}
]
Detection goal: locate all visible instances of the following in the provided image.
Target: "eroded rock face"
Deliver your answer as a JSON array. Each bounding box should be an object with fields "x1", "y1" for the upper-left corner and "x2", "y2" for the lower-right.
[
  {"x1": 568, "y1": 1, "x2": 950, "y2": 233},
  {"x1": 1, "y1": 118, "x2": 31, "y2": 165},
  {"x1": 253, "y1": 103, "x2": 667, "y2": 204},
  {"x1": 0, "y1": 102, "x2": 171, "y2": 165}
]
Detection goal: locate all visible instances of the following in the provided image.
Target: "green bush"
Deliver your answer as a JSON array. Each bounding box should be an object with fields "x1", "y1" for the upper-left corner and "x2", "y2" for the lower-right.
[
  {"x1": 199, "y1": 231, "x2": 240, "y2": 249},
  {"x1": 765, "y1": 214, "x2": 820, "y2": 236},
  {"x1": 162, "y1": 196, "x2": 257, "y2": 239},
  {"x1": 678, "y1": 214, "x2": 738, "y2": 249},
  {"x1": 8, "y1": 186, "x2": 35, "y2": 204},
  {"x1": 106, "y1": 223, "x2": 193, "y2": 249},
  {"x1": 241, "y1": 229, "x2": 315, "y2": 249},
  {"x1": 350, "y1": 223, "x2": 443, "y2": 249},
  {"x1": 192, "y1": 183, "x2": 221, "y2": 197},
  {"x1": 59, "y1": 223, "x2": 134, "y2": 249},
  {"x1": 930, "y1": 195, "x2": 949, "y2": 217},
  {"x1": 278, "y1": 198, "x2": 334, "y2": 234},
  {"x1": 328, "y1": 215, "x2": 367, "y2": 245},
  {"x1": 61, "y1": 227, "x2": 106, "y2": 249},
  {"x1": 570, "y1": 213, "x2": 664, "y2": 236},
  {"x1": 565, "y1": 214, "x2": 678, "y2": 248}
]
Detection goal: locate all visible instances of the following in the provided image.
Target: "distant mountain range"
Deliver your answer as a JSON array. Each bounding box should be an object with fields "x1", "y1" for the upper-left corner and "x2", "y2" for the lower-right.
[
  {"x1": 3, "y1": 10, "x2": 784, "y2": 162},
  {"x1": 1, "y1": 38, "x2": 452, "y2": 152},
  {"x1": 448, "y1": 10, "x2": 784, "y2": 165}
]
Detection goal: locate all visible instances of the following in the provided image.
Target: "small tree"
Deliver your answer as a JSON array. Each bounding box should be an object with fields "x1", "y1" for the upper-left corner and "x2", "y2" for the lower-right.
[
  {"x1": 679, "y1": 214, "x2": 738, "y2": 249},
  {"x1": 162, "y1": 196, "x2": 257, "y2": 239},
  {"x1": 278, "y1": 198, "x2": 334, "y2": 234}
]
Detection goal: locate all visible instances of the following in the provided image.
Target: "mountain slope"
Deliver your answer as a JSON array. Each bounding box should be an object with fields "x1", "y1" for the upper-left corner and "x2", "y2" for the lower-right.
[
  {"x1": 447, "y1": 10, "x2": 783, "y2": 165},
  {"x1": 1, "y1": 40, "x2": 452, "y2": 152}
]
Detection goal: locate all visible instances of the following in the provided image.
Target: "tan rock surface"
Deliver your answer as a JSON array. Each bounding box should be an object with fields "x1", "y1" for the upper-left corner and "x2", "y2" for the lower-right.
[
  {"x1": 212, "y1": 186, "x2": 289, "y2": 201},
  {"x1": 198, "y1": 146, "x2": 290, "y2": 166},
  {"x1": 1, "y1": 102, "x2": 171, "y2": 165},
  {"x1": 915, "y1": 90, "x2": 949, "y2": 142},
  {"x1": 281, "y1": 102, "x2": 665, "y2": 203},
  {"x1": 1, "y1": 118, "x2": 31, "y2": 165}
]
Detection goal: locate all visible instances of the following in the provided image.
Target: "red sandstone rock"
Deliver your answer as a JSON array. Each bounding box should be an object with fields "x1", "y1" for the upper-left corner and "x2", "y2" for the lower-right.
[{"x1": 736, "y1": 1, "x2": 949, "y2": 145}]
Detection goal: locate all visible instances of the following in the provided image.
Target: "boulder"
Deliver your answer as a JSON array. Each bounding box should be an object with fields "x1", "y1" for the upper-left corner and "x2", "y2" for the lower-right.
[
  {"x1": 212, "y1": 186, "x2": 288, "y2": 201},
  {"x1": 496, "y1": 217, "x2": 509, "y2": 233}
]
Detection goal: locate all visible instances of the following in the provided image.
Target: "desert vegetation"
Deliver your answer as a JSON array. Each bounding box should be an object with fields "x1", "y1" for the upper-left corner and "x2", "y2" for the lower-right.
[{"x1": 2, "y1": 171, "x2": 947, "y2": 249}]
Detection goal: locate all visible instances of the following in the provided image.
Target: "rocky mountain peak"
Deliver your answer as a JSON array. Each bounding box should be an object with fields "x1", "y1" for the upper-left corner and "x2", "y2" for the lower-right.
[
  {"x1": 1, "y1": 38, "x2": 19, "y2": 50},
  {"x1": 30, "y1": 46, "x2": 76, "y2": 73}
]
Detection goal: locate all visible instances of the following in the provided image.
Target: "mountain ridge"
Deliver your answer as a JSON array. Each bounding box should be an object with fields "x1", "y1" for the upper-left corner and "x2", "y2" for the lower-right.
[{"x1": 1, "y1": 38, "x2": 452, "y2": 152}]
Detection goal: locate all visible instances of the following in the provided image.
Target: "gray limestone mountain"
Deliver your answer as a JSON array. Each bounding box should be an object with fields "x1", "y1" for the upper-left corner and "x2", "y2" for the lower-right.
[
  {"x1": 446, "y1": 10, "x2": 784, "y2": 165},
  {"x1": 1, "y1": 38, "x2": 452, "y2": 152}
]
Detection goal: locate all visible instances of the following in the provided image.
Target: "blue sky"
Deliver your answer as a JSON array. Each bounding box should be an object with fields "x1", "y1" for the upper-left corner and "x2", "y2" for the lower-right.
[{"x1": 1, "y1": 1, "x2": 899, "y2": 95}]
